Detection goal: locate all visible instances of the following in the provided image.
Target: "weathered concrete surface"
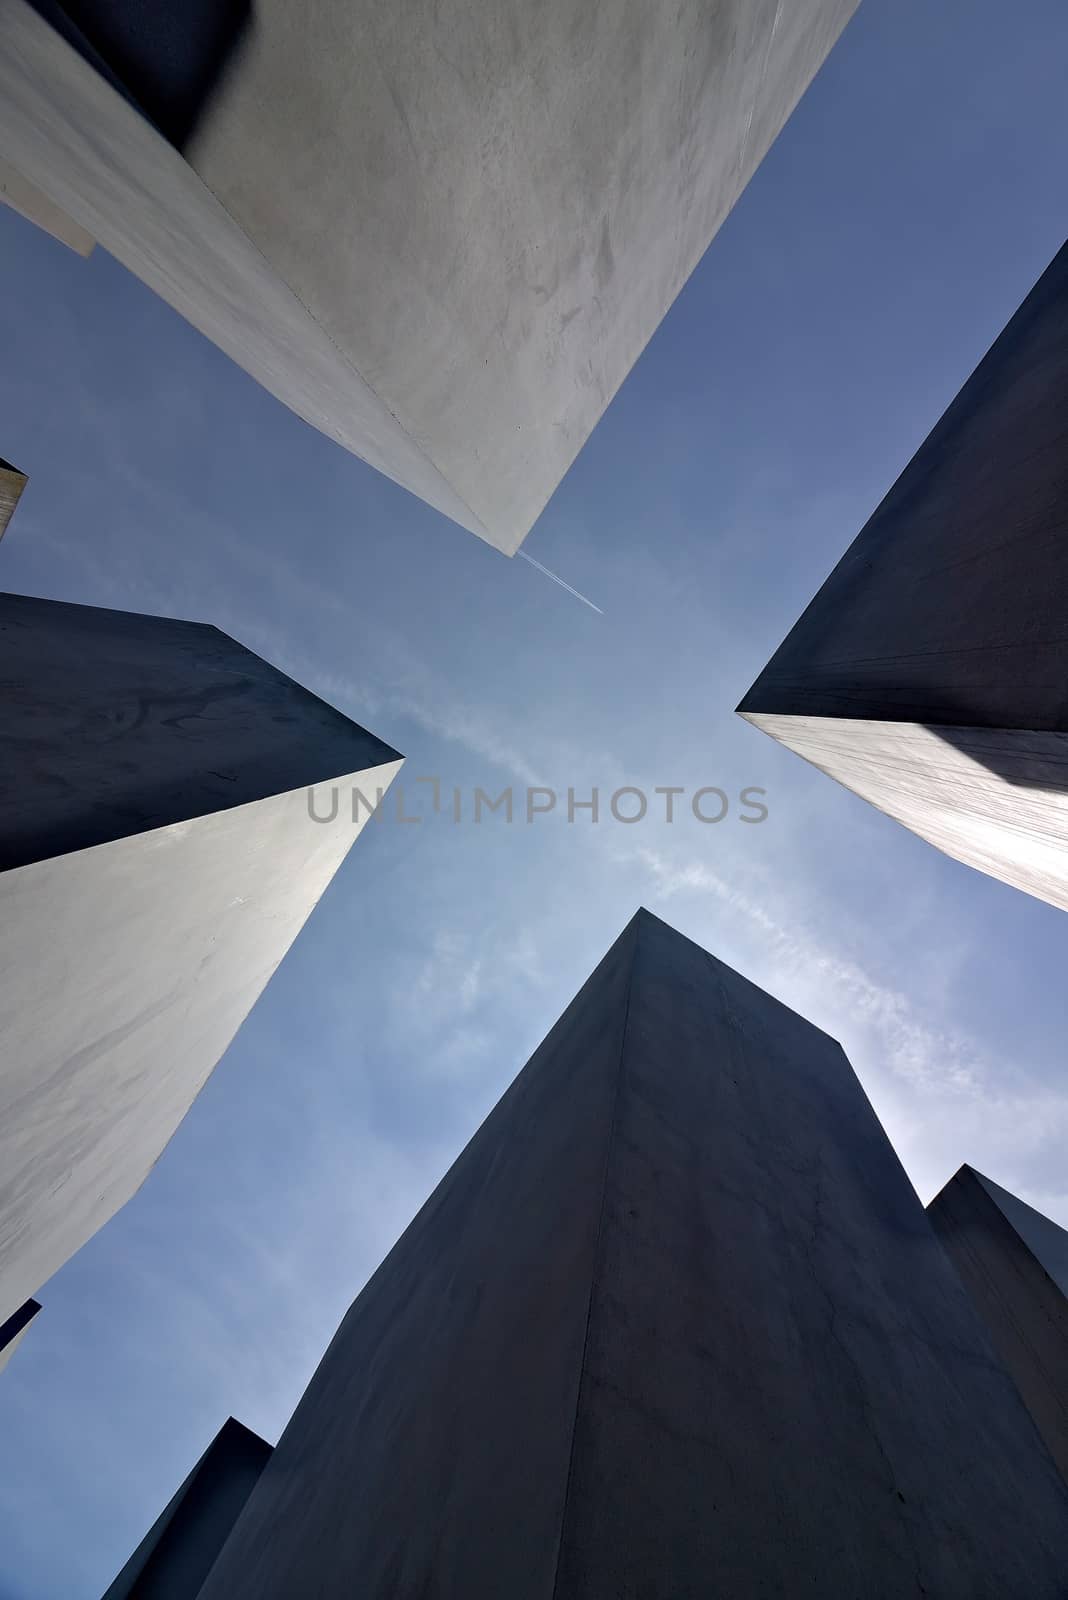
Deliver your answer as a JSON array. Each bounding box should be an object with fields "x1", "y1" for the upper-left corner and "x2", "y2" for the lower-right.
[
  {"x1": 0, "y1": 593, "x2": 402, "y2": 1323},
  {"x1": 102, "y1": 1418, "x2": 271, "y2": 1599},
  {"x1": 739, "y1": 241, "x2": 1068, "y2": 909},
  {"x1": 0, "y1": 2, "x2": 481, "y2": 539},
  {"x1": 929, "y1": 1166, "x2": 1068, "y2": 1486},
  {"x1": 0, "y1": 1297, "x2": 40, "y2": 1374},
  {"x1": 0, "y1": 456, "x2": 28, "y2": 540},
  {"x1": 197, "y1": 910, "x2": 1068, "y2": 1599},
  {"x1": 1, "y1": 0, "x2": 857, "y2": 553},
  {"x1": 0, "y1": 153, "x2": 93, "y2": 252}
]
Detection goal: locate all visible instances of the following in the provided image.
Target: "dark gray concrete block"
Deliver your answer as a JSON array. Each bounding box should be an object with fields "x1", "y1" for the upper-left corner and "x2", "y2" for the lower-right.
[
  {"x1": 0, "y1": 1296, "x2": 40, "y2": 1374},
  {"x1": 196, "y1": 910, "x2": 1068, "y2": 1599},
  {"x1": 739, "y1": 242, "x2": 1068, "y2": 911},
  {"x1": 101, "y1": 1418, "x2": 271, "y2": 1599},
  {"x1": 0, "y1": 591, "x2": 402, "y2": 1324},
  {"x1": 929, "y1": 1165, "x2": 1068, "y2": 1486},
  {"x1": 1, "y1": 0, "x2": 857, "y2": 552}
]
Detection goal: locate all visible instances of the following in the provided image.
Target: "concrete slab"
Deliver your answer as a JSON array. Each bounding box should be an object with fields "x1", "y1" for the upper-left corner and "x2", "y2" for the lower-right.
[
  {"x1": 0, "y1": 1297, "x2": 40, "y2": 1374},
  {"x1": 0, "y1": 152, "x2": 93, "y2": 252},
  {"x1": 0, "y1": 456, "x2": 28, "y2": 540},
  {"x1": 195, "y1": 911, "x2": 1068, "y2": 1599},
  {"x1": 739, "y1": 241, "x2": 1068, "y2": 910},
  {"x1": 0, "y1": 592, "x2": 402, "y2": 1323},
  {"x1": 1, "y1": 0, "x2": 857, "y2": 552},
  {"x1": 102, "y1": 1418, "x2": 271, "y2": 1599},
  {"x1": 929, "y1": 1166, "x2": 1068, "y2": 1485}
]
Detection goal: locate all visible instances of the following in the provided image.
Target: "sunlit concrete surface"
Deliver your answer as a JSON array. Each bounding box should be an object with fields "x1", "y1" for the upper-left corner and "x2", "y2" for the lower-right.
[
  {"x1": 930, "y1": 1166, "x2": 1068, "y2": 1485},
  {"x1": 0, "y1": 0, "x2": 857, "y2": 552},
  {"x1": 0, "y1": 592, "x2": 402, "y2": 1325},
  {"x1": 102, "y1": 1418, "x2": 272, "y2": 1599},
  {"x1": 197, "y1": 911, "x2": 1068, "y2": 1599},
  {"x1": 739, "y1": 241, "x2": 1068, "y2": 911},
  {"x1": 0, "y1": 1297, "x2": 40, "y2": 1375}
]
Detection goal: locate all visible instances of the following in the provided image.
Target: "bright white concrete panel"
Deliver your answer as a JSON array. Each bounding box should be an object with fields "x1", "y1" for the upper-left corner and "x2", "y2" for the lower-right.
[
  {"x1": 0, "y1": 0, "x2": 856, "y2": 552},
  {"x1": 0, "y1": 760, "x2": 400, "y2": 1324},
  {"x1": 744, "y1": 713, "x2": 1068, "y2": 912}
]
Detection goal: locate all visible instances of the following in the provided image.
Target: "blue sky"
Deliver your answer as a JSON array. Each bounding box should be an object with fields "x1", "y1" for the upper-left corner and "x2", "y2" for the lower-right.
[{"x1": 1, "y1": 0, "x2": 1067, "y2": 1593}]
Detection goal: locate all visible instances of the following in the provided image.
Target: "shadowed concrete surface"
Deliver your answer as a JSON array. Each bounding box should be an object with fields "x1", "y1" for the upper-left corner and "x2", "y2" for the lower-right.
[
  {"x1": 929, "y1": 1166, "x2": 1068, "y2": 1486},
  {"x1": 0, "y1": 456, "x2": 29, "y2": 540},
  {"x1": 0, "y1": 153, "x2": 93, "y2": 252},
  {"x1": 101, "y1": 1419, "x2": 271, "y2": 1599},
  {"x1": 739, "y1": 241, "x2": 1068, "y2": 910},
  {"x1": 0, "y1": 1297, "x2": 40, "y2": 1374},
  {"x1": 196, "y1": 911, "x2": 1068, "y2": 1599},
  {"x1": 0, "y1": 0, "x2": 857, "y2": 552},
  {"x1": 0, "y1": 592, "x2": 402, "y2": 1324},
  {"x1": 25, "y1": 0, "x2": 252, "y2": 150}
]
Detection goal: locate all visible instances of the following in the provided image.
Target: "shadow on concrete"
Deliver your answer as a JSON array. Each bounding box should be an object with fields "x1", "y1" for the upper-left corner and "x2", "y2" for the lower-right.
[
  {"x1": 928, "y1": 717, "x2": 1068, "y2": 797},
  {"x1": 26, "y1": 0, "x2": 253, "y2": 150}
]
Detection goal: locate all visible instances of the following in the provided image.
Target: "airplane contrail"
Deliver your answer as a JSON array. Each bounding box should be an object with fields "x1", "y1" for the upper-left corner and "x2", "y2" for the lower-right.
[{"x1": 517, "y1": 550, "x2": 604, "y2": 614}]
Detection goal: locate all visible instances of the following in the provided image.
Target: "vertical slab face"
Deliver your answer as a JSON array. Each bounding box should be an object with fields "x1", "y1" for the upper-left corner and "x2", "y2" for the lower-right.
[
  {"x1": 0, "y1": 154, "x2": 94, "y2": 252},
  {"x1": 557, "y1": 915, "x2": 1068, "y2": 1595},
  {"x1": 1, "y1": 0, "x2": 857, "y2": 552},
  {"x1": 739, "y1": 243, "x2": 1068, "y2": 910},
  {"x1": 0, "y1": 591, "x2": 401, "y2": 869},
  {"x1": 102, "y1": 1418, "x2": 272, "y2": 1600},
  {"x1": 197, "y1": 921, "x2": 639, "y2": 1600},
  {"x1": 0, "y1": 457, "x2": 28, "y2": 539},
  {"x1": 187, "y1": 0, "x2": 859, "y2": 552},
  {"x1": 928, "y1": 1167, "x2": 1068, "y2": 1486},
  {"x1": 0, "y1": 592, "x2": 402, "y2": 1322},
  {"x1": 0, "y1": 1297, "x2": 40, "y2": 1375},
  {"x1": 198, "y1": 912, "x2": 1068, "y2": 1599}
]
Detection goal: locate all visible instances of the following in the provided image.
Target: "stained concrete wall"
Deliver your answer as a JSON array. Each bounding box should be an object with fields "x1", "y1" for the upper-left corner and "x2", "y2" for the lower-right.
[
  {"x1": 738, "y1": 241, "x2": 1068, "y2": 909},
  {"x1": 197, "y1": 910, "x2": 1068, "y2": 1599},
  {"x1": 0, "y1": 593, "x2": 402, "y2": 1322},
  {"x1": 929, "y1": 1166, "x2": 1068, "y2": 1485},
  {"x1": 0, "y1": 1297, "x2": 40, "y2": 1374},
  {"x1": 0, "y1": 0, "x2": 857, "y2": 552},
  {"x1": 102, "y1": 1418, "x2": 271, "y2": 1599}
]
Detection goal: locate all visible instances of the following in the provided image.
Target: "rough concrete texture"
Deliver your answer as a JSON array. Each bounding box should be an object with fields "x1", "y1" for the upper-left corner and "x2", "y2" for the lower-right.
[
  {"x1": 0, "y1": 455, "x2": 28, "y2": 539},
  {"x1": 102, "y1": 1418, "x2": 272, "y2": 1599},
  {"x1": 197, "y1": 911, "x2": 1068, "y2": 1599},
  {"x1": 929, "y1": 1166, "x2": 1068, "y2": 1486},
  {"x1": 0, "y1": 151, "x2": 93, "y2": 252},
  {"x1": 1, "y1": 0, "x2": 857, "y2": 552},
  {"x1": 0, "y1": 593, "x2": 402, "y2": 1322},
  {"x1": 0, "y1": 1297, "x2": 40, "y2": 1374},
  {"x1": 738, "y1": 241, "x2": 1068, "y2": 909}
]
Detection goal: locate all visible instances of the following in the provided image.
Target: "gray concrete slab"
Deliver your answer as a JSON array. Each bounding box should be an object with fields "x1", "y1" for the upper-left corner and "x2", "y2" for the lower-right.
[
  {"x1": 196, "y1": 910, "x2": 1068, "y2": 1599},
  {"x1": 929, "y1": 1165, "x2": 1068, "y2": 1486},
  {"x1": 739, "y1": 241, "x2": 1068, "y2": 911},
  {"x1": 0, "y1": 152, "x2": 93, "y2": 252},
  {"x1": 102, "y1": 1418, "x2": 271, "y2": 1599},
  {"x1": 0, "y1": 592, "x2": 402, "y2": 1323},
  {"x1": 0, "y1": 0, "x2": 857, "y2": 552},
  {"x1": 0, "y1": 456, "x2": 28, "y2": 540},
  {"x1": 0, "y1": 1297, "x2": 40, "y2": 1374}
]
